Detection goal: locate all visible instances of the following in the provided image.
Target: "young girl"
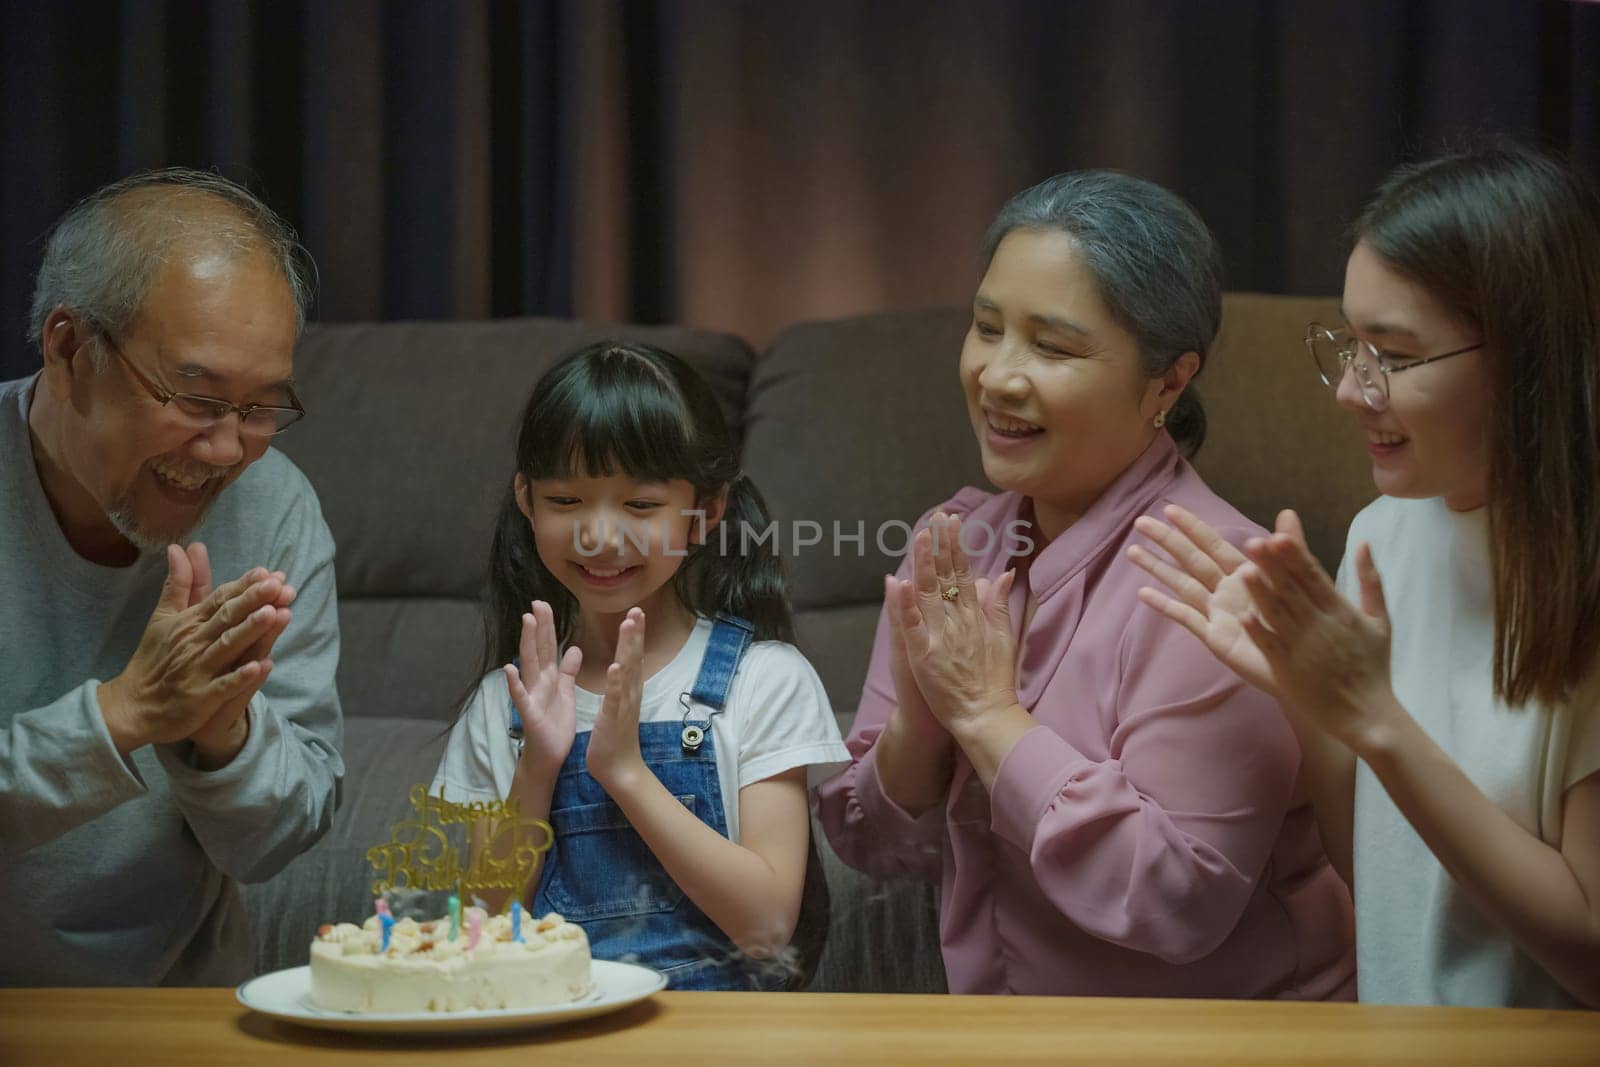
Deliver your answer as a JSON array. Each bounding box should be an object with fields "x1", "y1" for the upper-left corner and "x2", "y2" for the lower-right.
[
  {"x1": 1132, "y1": 143, "x2": 1600, "y2": 1008},
  {"x1": 433, "y1": 340, "x2": 849, "y2": 991}
]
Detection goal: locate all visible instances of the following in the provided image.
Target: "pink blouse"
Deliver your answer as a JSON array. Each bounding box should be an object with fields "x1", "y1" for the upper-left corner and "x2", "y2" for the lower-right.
[{"x1": 814, "y1": 434, "x2": 1356, "y2": 998}]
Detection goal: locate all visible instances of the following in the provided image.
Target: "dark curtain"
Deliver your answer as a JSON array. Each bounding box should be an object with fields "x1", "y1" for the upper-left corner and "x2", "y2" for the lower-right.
[{"x1": 3, "y1": 0, "x2": 1597, "y2": 381}]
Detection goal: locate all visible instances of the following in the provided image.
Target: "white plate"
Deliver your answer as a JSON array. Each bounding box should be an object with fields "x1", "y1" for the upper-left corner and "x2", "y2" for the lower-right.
[{"x1": 236, "y1": 959, "x2": 667, "y2": 1035}]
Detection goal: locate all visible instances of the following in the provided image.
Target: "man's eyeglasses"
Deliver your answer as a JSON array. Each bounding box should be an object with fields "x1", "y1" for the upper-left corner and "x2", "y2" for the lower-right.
[
  {"x1": 1305, "y1": 323, "x2": 1482, "y2": 412},
  {"x1": 100, "y1": 332, "x2": 305, "y2": 437}
]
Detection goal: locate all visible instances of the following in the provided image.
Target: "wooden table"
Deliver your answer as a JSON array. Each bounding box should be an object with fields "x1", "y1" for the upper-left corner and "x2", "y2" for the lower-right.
[{"x1": 3, "y1": 989, "x2": 1598, "y2": 1065}]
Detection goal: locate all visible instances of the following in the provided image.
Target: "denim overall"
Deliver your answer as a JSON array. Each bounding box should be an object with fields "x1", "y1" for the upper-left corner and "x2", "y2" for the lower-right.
[{"x1": 510, "y1": 615, "x2": 785, "y2": 991}]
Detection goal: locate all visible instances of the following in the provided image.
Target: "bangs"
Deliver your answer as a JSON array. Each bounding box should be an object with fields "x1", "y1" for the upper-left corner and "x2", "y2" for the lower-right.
[{"x1": 522, "y1": 347, "x2": 699, "y2": 484}]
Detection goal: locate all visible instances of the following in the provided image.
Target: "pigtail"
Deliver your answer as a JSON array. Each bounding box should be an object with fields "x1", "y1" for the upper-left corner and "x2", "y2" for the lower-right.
[
  {"x1": 484, "y1": 485, "x2": 545, "y2": 665},
  {"x1": 677, "y1": 474, "x2": 796, "y2": 645},
  {"x1": 451, "y1": 478, "x2": 578, "y2": 726}
]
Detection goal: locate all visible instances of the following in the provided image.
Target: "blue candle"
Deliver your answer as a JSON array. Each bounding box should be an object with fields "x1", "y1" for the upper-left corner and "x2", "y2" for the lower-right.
[
  {"x1": 511, "y1": 901, "x2": 524, "y2": 943},
  {"x1": 379, "y1": 912, "x2": 395, "y2": 953}
]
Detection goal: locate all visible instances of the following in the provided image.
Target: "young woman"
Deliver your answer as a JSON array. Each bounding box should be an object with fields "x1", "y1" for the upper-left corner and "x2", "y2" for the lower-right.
[{"x1": 1132, "y1": 143, "x2": 1600, "y2": 1008}]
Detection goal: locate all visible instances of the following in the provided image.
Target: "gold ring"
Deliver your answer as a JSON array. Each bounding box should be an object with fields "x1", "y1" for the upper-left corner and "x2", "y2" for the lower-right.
[{"x1": 940, "y1": 586, "x2": 959, "y2": 601}]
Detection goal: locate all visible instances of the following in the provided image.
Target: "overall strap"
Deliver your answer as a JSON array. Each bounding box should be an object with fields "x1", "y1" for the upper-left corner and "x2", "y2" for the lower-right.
[
  {"x1": 507, "y1": 659, "x2": 525, "y2": 752},
  {"x1": 687, "y1": 614, "x2": 755, "y2": 712},
  {"x1": 504, "y1": 655, "x2": 547, "y2": 751}
]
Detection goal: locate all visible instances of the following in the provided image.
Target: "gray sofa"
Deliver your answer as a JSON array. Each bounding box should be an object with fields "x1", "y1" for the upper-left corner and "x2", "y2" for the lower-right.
[{"x1": 242, "y1": 294, "x2": 1374, "y2": 993}]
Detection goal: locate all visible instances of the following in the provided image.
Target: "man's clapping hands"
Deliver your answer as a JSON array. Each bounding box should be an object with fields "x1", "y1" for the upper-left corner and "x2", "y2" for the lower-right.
[{"x1": 97, "y1": 542, "x2": 295, "y2": 769}]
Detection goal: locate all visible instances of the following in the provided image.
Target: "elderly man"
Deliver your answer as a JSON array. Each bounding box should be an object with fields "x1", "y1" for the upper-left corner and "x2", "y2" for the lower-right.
[{"x1": 0, "y1": 170, "x2": 343, "y2": 985}]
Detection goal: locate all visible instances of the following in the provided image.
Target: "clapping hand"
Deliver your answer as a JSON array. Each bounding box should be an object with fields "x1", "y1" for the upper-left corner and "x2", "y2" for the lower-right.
[
  {"x1": 1234, "y1": 521, "x2": 1397, "y2": 749},
  {"x1": 181, "y1": 543, "x2": 295, "y2": 764},
  {"x1": 1129, "y1": 505, "x2": 1398, "y2": 748},
  {"x1": 883, "y1": 573, "x2": 941, "y2": 737},
  {"x1": 1127, "y1": 504, "x2": 1284, "y2": 696},
  {"x1": 586, "y1": 607, "x2": 647, "y2": 790},
  {"x1": 99, "y1": 543, "x2": 291, "y2": 763},
  {"x1": 892, "y1": 513, "x2": 1018, "y2": 739},
  {"x1": 503, "y1": 600, "x2": 583, "y2": 774}
]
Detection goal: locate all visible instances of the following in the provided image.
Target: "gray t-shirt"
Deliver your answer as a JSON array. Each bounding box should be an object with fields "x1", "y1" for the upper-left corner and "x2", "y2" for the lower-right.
[{"x1": 0, "y1": 374, "x2": 345, "y2": 986}]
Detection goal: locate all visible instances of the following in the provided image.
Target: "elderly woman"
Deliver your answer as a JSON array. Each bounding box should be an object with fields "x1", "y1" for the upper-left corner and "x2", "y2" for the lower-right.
[
  {"x1": 813, "y1": 171, "x2": 1355, "y2": 999},
  {"x1": 1131, "y1": 144, "x2": 1600, "y2": 1009}
]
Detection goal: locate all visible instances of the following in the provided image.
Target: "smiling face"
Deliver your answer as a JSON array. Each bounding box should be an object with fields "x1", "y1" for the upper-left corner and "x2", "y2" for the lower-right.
[
  {"x1": 34, "y1": 250, "x2": 298, "y2": 561},
  {"x1": 960, "y1": 229, "x2": 1171, "y2": 537},
  {"x1": 1338, "y1": 241, "x2": 1495, "y2": 510},
  {"x1": 519, "y1": 470, "x2": 712, "y2": 623}
]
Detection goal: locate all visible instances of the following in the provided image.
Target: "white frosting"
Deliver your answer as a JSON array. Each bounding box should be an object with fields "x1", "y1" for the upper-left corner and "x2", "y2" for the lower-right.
[{"x1": 309, "y1": 910, "x2": 592, "y2": 1012}]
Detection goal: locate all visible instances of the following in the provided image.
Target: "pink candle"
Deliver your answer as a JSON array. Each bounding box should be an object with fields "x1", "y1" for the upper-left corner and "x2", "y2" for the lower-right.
[
  {"x1": 374, "y1": 898, "x2": 392, "y2": 919},
  {"x1": 467, "y1": 909, "x2": 483, "y2": 950}
]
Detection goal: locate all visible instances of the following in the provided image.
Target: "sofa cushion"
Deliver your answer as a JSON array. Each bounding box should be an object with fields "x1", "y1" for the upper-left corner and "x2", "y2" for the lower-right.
[
  {"x1": 806, "y1": 829, "x2": 947, "y2": 994},
  {"x1": 743, "y1": 307, "x2": 985, "y2": 619},
  {"x1": 794, "y1": 602, "x2": 881, "y2": 733},
  {"x1": 1190, "y1": 292, "x2": 1375, "y2": 571},
  {"x1": 335, "y1": 598, "x2": 484, "y2": 721}
]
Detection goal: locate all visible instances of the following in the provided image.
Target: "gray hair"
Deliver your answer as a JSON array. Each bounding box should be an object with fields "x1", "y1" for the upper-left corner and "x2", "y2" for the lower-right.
[
  {"x1": 980, "y1": 170, "x2": 1223, "y2": 456},
  {"x1": 28, "y1": 167, "x2": 315, "y2": 357}
]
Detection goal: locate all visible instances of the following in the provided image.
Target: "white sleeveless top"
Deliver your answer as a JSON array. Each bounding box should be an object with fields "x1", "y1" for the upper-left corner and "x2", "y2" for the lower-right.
[{"x1": 1343, "y1": 496, "x2": 1600, "y2": 1007}]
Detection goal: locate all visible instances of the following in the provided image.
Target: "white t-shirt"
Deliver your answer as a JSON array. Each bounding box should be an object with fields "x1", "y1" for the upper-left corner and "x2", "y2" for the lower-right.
[
  {"x1": 433, "y1": 617, "x2": 849, "y2": 843},
  {"x1": 1344, "y1": 496, "x2": 1600, "y2": 1007}
]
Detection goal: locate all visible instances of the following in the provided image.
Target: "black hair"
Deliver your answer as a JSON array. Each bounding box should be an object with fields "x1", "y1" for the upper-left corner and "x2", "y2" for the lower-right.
[{"x1": 472, "y1": 340, "x2": 795, "y2": 695}]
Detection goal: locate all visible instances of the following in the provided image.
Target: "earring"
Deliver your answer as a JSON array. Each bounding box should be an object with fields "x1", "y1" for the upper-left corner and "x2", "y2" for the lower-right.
[{"x1": 1152, "y1": 409, "x2": 1166, "y2": 429}]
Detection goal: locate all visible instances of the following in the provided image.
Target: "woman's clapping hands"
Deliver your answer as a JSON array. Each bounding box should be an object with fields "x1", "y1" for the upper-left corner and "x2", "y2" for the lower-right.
[
  {"x1": 1129, "y1": 505, "x2": 1400, "y2": 749},
  {"x1": 887, "y1": 513, "x2": 1018, "y2": 740}
]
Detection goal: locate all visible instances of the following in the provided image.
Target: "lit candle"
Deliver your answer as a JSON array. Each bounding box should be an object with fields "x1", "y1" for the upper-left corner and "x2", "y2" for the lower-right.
[
  {"x1": 467, "y1": 908, "x2": 483, "y2": 951},
  {"x1": 511, "y1": 901, "x2": 524, "y2": 943},
  {"x1": 448, "y1": 894, "x2": 460, "y2": 941},
  {"x1": 379, "y1": 912, "x2": 395, "y2": 953}
]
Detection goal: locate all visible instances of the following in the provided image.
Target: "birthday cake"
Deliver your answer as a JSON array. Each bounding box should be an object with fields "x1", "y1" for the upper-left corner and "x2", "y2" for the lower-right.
[{"x1": 309, "y1": 909, "x2": 593, "y2": 1013}]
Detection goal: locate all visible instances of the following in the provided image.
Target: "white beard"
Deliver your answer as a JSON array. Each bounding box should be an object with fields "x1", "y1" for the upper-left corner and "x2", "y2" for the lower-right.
[
  {"x1": 105, "y1": 504, "x2": 183, "y2": 555},
  {"x1": 105, "y1": 458, "x2": 232, "y2": 553},
  {"x1": 106, "y1": 493, "x2": 214, "y2": 555}
]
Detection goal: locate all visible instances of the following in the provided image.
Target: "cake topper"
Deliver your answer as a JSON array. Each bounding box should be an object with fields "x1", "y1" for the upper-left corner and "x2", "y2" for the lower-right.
[{"x1": 365, "y1": 785, "x2": 553, "y2": 902}]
